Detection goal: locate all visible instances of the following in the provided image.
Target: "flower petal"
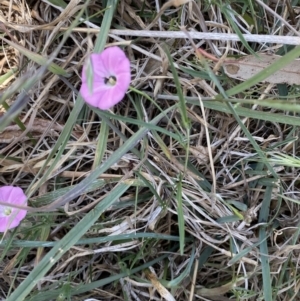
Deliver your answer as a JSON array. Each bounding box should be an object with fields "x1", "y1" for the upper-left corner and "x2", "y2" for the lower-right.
[
  {"x1": 89, "y1": 54, "x2": 109, "y2": 79},
  {"x1": 113, "y1": 57, "x2": 131, "y2": 74},
  {"x1": 97, "y1": 87, "x2": 128, "y2": 110},
  {"x1": 100, "y1": 46, "x2": 128, "y2": 74},
  {"x1": 0, "y1": 186, "x2": 27, "y2": 232},
  {"x1": 116, "y1": 71, "x2": 131, "y2": 93},
  {"x1": 80, "y1": 46, "x2": 131, "y2": 110}
]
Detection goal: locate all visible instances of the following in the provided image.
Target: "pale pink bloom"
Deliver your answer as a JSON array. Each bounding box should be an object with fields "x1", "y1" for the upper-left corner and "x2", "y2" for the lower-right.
[
  {"x1": 80, "y1": 46, "x2": 131, "y2": 110},
  {"x1": 0, "y1": 186, "x2": 27, "y2": 232}
]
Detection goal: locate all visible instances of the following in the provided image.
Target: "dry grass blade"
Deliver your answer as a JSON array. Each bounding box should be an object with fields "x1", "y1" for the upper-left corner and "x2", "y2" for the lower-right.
[
  {"x1": 1, "y1": 0, "x2": 300, "y2": 300},
  {"x1": 145, "y1": 269, "x2": 175, "y2": 301},
  {"x1": 0, "y1": 36, "x2": 69, "y2": 76}
]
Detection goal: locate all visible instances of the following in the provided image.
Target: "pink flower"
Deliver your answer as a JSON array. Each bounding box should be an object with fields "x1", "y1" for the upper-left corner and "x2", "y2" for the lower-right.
[
  {"x1": 0, "y1": 186, "x2": 27, "y2": 232},
  {"x1": 80, "y1": 46, "x2": 131, "y2": 110}
]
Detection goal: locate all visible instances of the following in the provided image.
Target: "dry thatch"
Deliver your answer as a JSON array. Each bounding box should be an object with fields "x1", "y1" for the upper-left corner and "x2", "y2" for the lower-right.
[{"x1": 1, "y1": 0, "x2": 300, "y2": 300}]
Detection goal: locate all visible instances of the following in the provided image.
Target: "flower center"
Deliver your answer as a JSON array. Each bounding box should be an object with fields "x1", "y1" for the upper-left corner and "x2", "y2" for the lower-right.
[
  {"x1": 0, "y1": 203, "x2": 12, "y2": 217},
  {"x1": 104, "y1": 75, "x2": 117, "y2": 86}
]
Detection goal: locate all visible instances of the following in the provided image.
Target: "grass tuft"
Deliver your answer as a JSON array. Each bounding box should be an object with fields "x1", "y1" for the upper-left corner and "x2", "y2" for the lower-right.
[{"x1": 1, "y1": 0, "x2": 300, "y2": 300}]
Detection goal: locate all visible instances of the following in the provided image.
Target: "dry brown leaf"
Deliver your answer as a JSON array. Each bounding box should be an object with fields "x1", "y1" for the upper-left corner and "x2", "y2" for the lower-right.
[{"x1": 223, "y1": 53, "x2": 300, "y2": 85}]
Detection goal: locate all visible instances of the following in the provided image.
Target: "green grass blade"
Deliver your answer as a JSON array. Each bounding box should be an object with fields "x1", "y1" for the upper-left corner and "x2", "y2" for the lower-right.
[
  {"x1": 0, "y1": 233, "x2": 181, "y2": 248},
  {"x1": 93, "y1": 120, "x2": 109, "y2": 168},
  {"x1": 27, "y1": 252, "x2": 172, "y2": 301},
  {"x1": 228, "y1": 236, "x2": 268, "y2": 266},
  {"x1": 86, "y1": 0, "x2": 117, "y2": 166},
  {"x1": 0, "y1": 94, "x2": 29, "y2": 133},
  {"x1": 200, "y1": 53, "x2": 279, "y2": 180},
  {"x1": 176, "y1": 174, "x2": 185, "y2": 255},
  {"x1": 7, "y1": 183, "x2": 131, "y2": 301},
  {"x1": 94, "y1": 0, "x2": 117, "y2": 52},
  {"x1": 44, "y1": 105, "x2": 176, "y2": 210},
  {"x1": 96, "y1": 109, "x2": 183, "y2": 141},
  {"x1": 258, "y1": 185, "x2": 273, "y2": 301},
  {"x1": 27, "y1": 0, "x2": 114, "y2": 196},
  {"x1": 164, "y1": 95, "x2": 300, "y2": 126},
  {"x1": 26, "y1": 97, "x2": 85, "y2": 195},
  {"x1": 162, "y1": 44, "x2": 189, "y2": 130},
  {"x1": 0, "y1": 67, "x2": 18, "y2": 84},
  {"x1": 135, "y1": 171, "x2": 164, "y2": 204},
  {"x1": 276, "y1": 220, "x2": 300, "y2": 297},
  {"x1": 221, "y1": 4, "x2": 256, "y2": 55},
  {"x1": 213, "y1": 97, "x2": 300, "y2": 113},
  {"x1": 226, "y1": 102, "x2": 279, "y2": 179},
  {"x1": 167, "y1": 244, "x2": 195, "y2": 287}
]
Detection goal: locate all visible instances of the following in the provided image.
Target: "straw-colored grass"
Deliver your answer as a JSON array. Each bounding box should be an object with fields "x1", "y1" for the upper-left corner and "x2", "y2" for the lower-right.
[{"x1": 1, "y1": 0, "x2": 300, "y2": 300}]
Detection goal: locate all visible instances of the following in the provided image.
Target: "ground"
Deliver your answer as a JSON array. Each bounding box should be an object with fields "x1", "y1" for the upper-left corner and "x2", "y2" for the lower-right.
[{"x1": 0, "y1": 1, "x2": 300, "y2": 301}]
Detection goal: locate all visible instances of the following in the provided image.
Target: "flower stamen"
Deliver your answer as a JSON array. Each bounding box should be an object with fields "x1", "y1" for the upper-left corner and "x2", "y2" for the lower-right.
[
  {"x1": 4, "y1": 207, "x2": 12, "y2": 216},
  {"x1": 104, "y1": 75, "x2": 117, "y2": 86}
]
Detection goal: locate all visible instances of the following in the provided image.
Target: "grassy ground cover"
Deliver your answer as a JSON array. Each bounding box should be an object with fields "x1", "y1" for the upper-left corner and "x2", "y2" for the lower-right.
[{"x1": 1, "y1": 0, "x2": 300, "y2": 300}]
